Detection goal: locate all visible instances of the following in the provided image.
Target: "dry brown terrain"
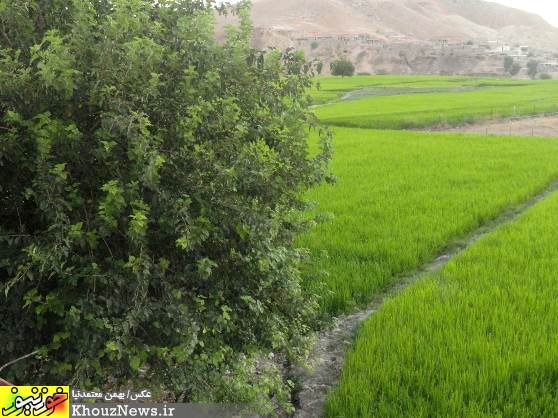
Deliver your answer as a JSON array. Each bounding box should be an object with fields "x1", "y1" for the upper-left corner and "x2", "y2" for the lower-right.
[
  {"x1": 216, "y1": 0, "x2": 558, "y2": 76},
  {"x1": 446, "y1": 115, "x2": 558, "y2": 137},
  {"x1": 243, "y1": 0, "x2": 558, "y2": 47}
]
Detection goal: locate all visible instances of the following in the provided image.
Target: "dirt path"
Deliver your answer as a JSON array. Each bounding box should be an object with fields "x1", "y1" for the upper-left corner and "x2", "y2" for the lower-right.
[
  {"x1": 292, "y1": 178, "x2": 558, "y2": 418},
  {"x1": 443, "y1": 114, "x2": 558, "y2": 137}
]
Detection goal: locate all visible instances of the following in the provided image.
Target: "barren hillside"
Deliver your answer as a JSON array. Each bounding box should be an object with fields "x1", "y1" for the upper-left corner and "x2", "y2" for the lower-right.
[
  {"x1": 216, "y1": 0, "x2": 558, "y2": 76},
  {"x1": 243, "y1": 0, "x2": 558, "y2": 48}
]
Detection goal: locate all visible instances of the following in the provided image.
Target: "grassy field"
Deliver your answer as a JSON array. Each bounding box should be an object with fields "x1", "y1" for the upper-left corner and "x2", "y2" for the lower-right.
[
  {"x1": 325, "y1": 189, "x2": 558, "y2": 418},
  {"x1": 313, "y1": 79, "x2": 558, "y2": 129},
  {"x1": 302, "y1": 75, "x2": 558, "y2": 417},
  {"x1": 301, "y1": 128, "x2": 558, "y2": 315},
  {"x1": 311, "y1": 76, "x2": 460, "y2": 104},
  {"x1": 311, "y1": 75, "x2": 529, "y2": 104}
]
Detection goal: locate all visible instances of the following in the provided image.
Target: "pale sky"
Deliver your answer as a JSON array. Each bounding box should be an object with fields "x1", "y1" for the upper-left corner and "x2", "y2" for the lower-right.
[{"x1": 490, "y1": 1, "x2": 558, "y2": 27}]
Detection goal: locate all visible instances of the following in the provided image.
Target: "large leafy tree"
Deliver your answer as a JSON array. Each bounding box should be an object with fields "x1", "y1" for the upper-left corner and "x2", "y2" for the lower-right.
[
  {"x1": 0, "y1": 0, "x2": 331, "y2": 411},
  {"x1": 330, "y1": 58, "x2": 355, "y2": 77}
]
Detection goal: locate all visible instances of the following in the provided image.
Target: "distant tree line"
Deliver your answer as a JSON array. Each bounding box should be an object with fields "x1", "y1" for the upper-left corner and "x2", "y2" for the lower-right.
[{"x1": 504, "y1": 55, "x2": 545, "y2": 79}]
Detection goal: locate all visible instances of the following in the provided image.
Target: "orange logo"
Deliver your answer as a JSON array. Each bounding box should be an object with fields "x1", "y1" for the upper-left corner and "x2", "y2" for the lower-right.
[{"x1": 0, "y1": 386, "x2": 69, "y2": 417}]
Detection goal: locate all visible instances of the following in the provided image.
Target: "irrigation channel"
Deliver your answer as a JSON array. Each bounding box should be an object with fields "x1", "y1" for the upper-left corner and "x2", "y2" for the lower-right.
[{"x1": 292, "y1": 178, "x2": 558, "y2": 418}]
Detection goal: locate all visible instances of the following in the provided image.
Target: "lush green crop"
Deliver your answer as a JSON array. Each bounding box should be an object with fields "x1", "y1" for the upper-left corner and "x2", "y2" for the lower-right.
[
  {"x1": 308, "y1": 75, "x2": 558, "y2": 417},
  {"x1": 314, "y1": 81, "x2": 558, "y2": 129},
  {"x1": 300, "y1": 128, "x2": 558, "y2": 314},
  {"x1": 326, "y1": 188, "x2": 558, "y2": 418},
  {"x1": 311, "y1": 75, "x2": 528, "y2": 104}
]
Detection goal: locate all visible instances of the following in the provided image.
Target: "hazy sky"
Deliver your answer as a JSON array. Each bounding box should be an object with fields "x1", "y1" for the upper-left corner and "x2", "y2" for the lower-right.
[{"x1": 487, "y1": 1, "x2": 558, "y2": 27}]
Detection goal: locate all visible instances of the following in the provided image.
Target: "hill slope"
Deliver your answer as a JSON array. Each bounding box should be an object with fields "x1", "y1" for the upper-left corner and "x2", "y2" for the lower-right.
[{"x1": 241, "y1": 0, "x2": 558, "y2": 49}]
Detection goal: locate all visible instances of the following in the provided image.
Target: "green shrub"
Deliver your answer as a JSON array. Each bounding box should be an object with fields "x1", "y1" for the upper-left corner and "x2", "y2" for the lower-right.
[
  {"x1": 330, "y1": 58, "x2": 355, "y2": 77},
  {"x1": 527, "y1": 60, "x2": 539, "y2": 79},
  {"x1": 0, "y1": 0, "x2": 331, "y2": 411},
  {"x1": 504, "y1": 56, "x2": 514, "y2": 73},
  {"x1": 504, "y1": 56, "x2": 521, "y2": 76},
  {"x1": 540, "y1": 73, "x2": 552, "y2": 80}
]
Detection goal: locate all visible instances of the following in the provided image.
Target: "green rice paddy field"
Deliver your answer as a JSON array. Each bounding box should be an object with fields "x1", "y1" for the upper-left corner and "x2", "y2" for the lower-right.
[
  {"x1": 302, "y1": 75, "x2": 558, "y2": 417},
  {"x1": 311, "y1": 75, "x2": 529, "y2": 104},
  {"x1": 326, "y1": 189, "x2": 558, "y2": 418},
  {"x1": 302, "y1": 128, "x2": 558, "y2": 315},
  {"x1": 312, "y1": 76, "x2": 558, "y2": 129}
]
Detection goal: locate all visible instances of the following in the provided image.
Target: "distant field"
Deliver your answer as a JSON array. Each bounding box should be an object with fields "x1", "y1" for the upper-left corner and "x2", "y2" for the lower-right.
[
  {"x1": 311, "y1": 75, "x2": 528, "y2": 105},
  {"x1": 300, "y1": 128, "x2": 558, "y2": 314},
  {"x1": 325, "y1": 189, "x2": 558, "y2": 418},
  {"x1": 313, "y1": 77, "x2": 558, "y2": 129}
]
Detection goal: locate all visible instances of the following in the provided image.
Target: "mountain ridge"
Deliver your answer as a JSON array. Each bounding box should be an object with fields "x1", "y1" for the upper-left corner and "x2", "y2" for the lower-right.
[
  {"x1": 217, "y1": 0, "x2": 558, "y2": 76},
  {"x1": 239, "y1": 0, "x2": 558, "y2": 49}
]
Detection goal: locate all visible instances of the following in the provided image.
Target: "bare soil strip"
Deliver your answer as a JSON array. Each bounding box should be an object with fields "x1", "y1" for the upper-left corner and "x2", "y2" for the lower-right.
[
  {"x1": 292, "y1": 178, "x2": 558, "y2": 418},
  {"x1": 441, "y1": 114, "x2": 558, "y2": 137}
]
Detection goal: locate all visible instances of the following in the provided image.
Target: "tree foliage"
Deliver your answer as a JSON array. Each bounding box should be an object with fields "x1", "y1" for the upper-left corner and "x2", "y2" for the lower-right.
[
  {"x1": 504, "y1": 56, "x2": 521, "y2": 76},
  {"x1": 0, "y1": 0, "x2": 331, "y2": 411},
  {"x1": 330, "y1": 58, "x2": 355, "y2": 77},
  {"x1": 527, "y1": 60, "x2": 539, "y2": 79},
  {"x1": 504, "y1": 56, "x2": 514, "y2": 73}
]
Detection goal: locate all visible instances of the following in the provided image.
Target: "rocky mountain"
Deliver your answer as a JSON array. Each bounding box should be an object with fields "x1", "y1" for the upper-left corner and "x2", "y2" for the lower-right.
[
  {"x1": 244, "y1": 0, "x2": 558, "y2": 48},
  {"x1": 217, "y1": 0, "x2": 558, "y2": 76}
]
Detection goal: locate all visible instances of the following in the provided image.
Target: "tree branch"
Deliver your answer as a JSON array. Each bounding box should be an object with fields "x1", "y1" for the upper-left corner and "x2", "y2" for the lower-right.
[
  {"x1": 0, "y1": 21, "x2": 13, "y2": 49},
  {"x1": 0, "y1": 350, "x2": 39, "y2": 374}
]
